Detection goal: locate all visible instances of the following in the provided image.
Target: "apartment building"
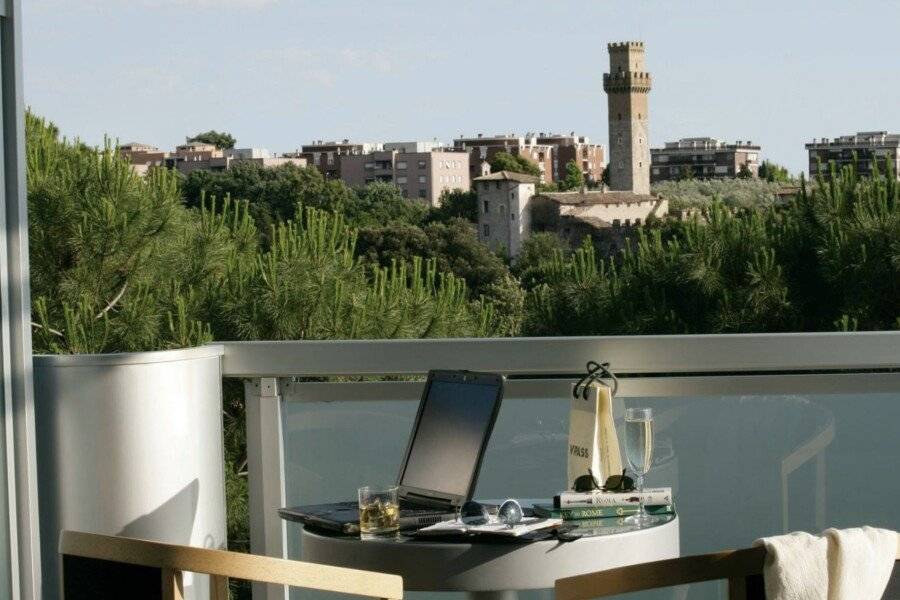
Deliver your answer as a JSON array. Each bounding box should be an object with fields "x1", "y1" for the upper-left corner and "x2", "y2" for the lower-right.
[
  {"x1": 118, "y1": 142, "x2": 168, "y2": 175},
  {"x1": 806, "y1": 131, "x2": 900, "y2": 180},
  {"x1": 341, "y1": 148, "x2": 469, "y2": 206},
  {"x1": 535, "y1": 133, "x2": 605, "y2": 183},
  {"x1": 650, "y1": 138, "x2": 760, "y2": 182},
  {"x1": 453, "y1": 133, "x2": 553, "y2": 182},
  {"x1": 295, "y1": 140, "x2": 382, "y2": 179}
]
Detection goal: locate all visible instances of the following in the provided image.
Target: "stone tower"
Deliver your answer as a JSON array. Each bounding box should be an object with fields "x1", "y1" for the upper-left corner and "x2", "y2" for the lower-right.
[{"x1": 604, "y1": 41, "x2": 652, "y2": 195}]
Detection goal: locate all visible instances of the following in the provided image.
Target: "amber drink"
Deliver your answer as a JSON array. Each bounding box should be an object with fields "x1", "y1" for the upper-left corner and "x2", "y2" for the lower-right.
[{"x1": 358, "y1": 486, "x2": 399, "y2": 539}]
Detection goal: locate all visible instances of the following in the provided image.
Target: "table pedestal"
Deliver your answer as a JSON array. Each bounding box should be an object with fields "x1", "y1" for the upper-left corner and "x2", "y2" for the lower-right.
[{"x1": 300, "y1": 515, "x2": 679, "y2": 594}]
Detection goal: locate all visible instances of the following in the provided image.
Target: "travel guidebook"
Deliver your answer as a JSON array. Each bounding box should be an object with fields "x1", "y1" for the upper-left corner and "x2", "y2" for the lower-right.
[
  {"x1": 554, "y1": 487, "x2": 673, "y2": 508},
  {"x1": 534, "y1": 503, "x2": 675, "y2": 520}
]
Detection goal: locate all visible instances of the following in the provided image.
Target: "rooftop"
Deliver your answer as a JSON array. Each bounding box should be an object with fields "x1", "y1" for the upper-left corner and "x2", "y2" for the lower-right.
[
  {"x1": 538, "y1": 190, "x2": 659, "y2": 205},
  {"x1": 473, "y1": 170, "x2": 540, "y2": 184}
]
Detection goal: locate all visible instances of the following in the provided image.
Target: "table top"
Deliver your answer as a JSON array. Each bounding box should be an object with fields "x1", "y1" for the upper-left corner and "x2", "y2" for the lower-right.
[{"x1": 299, "y1": 514, "x2": 680, "y2": 592}]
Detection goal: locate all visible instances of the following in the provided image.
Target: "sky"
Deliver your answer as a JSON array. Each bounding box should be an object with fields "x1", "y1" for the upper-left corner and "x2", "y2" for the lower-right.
[{"x1": 23, "y1": 0, "x2": 900, "y2": 176}]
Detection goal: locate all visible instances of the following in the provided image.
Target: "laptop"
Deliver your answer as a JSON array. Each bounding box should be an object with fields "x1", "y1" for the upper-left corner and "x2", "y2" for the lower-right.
[{"x1": 279, "y1": 370, "x2": 505, "y2": 534}]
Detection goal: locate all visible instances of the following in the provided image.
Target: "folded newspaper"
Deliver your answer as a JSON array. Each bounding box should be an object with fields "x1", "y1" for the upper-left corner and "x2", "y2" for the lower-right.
[{"x1": 415, "y1": 517, "x2": 563, "y2": 538}]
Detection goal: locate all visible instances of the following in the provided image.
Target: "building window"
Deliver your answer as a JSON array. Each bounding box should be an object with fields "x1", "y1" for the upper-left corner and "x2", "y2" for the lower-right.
[
  {"x1": 417, "y1": 160, "x2": 426, "y2": 168},
  {"x1": 364, "y1": 162, "x2": 375, "y2": 170},
  {"x1": 510, "y1": 191, "x2": 515, "y2": 200},
  {"x1": 511, "y1": 212, "x2": 516, "y2": 221},
  {"x1": 483, "y1": 200, "x2": 489, "y2": 213},
  {"x1": 397, "y1": 176, "x2": 408, "y2": 184},
  {"x1": 418, "y1": 175, "x2": 426, "y2": 184},
  {"x1": 495, "y1": 182, "x2": 501, "y2": 189},
  {"x1": 397, "y1": 161, "x2": 407, "y2": 170},
  {"x1": 418, "y1": 189, "x2": 427, "y2": 199},
  {"x1": 483, "y1": 224, "x2": 490, "y2": 237}
]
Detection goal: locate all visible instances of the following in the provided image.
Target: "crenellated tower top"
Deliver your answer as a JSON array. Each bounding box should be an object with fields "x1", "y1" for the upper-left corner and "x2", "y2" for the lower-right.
[{"x1": 604, "y1": 41, "x2": 651, "y2": 195}]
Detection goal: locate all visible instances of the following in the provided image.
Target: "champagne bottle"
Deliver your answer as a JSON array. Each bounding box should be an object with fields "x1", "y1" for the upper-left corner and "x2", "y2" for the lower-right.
[{"x1": 592, "y1": 382, "x2": 623, "y2": 481}]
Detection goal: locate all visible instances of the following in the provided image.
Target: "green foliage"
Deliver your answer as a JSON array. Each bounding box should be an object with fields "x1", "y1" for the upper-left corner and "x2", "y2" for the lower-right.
[
  {"x1": 489, "y1": 151, "x2": 542, "y2": 177},
  {"x1": 188, "y1": 129, "x2": 237, "y2": 149},
  {"x1": 512, "y1": 232, "x2": 571, "y2": 290},
  {"x1": 559, "y1": 160, "x2": 586, "y2": 191},
  {"x1": 182, "y1": 161, "x2": 354, "y2": 221},
  {"x1": 758, "y1": 160, "x2": 793, "y2": 183},
  {"x1": 181, "y1": 163, "x2": 426, "y2": 230},
  {"x1": 524, "y1": 160, "x2": 899, "y2": 335},
  {"x1": 652, "y1": 177, "x2": 784, "y2": 211},
  {"x1": 427, "y1": 188, "x2": 478, "y2": 223},
  {"x1": 678, "y1": 165, "x2": 695, "y2": 181},
  {"x1": 737, "y1": 163, "x2": 753, "y2": 179}
]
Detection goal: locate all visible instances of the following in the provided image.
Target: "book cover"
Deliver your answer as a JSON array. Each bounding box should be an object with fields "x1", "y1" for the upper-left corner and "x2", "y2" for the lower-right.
[
  {"x1": 555, "y1": 487, "x2": 673, "y2": 508},
  {"x1": 534, "y1": 503, "x2": 674, "y2": 520}
]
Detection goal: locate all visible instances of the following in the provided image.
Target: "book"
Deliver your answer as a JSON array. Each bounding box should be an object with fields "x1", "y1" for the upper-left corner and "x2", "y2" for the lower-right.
[
  {"x1": 413, "y1": 517, "x2": 563, "y2": 538},
  {"x1": 554, "y1": 487, "x2": 673, "y2": 508},
  {"x1": 533, "y1": 502, "x2": 674, "y2": 520}
]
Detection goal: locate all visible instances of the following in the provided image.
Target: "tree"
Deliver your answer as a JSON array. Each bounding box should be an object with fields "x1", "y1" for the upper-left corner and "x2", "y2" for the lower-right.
[
  {"x1": 512, "y1": 232, "x2": 571, "y2": 290},
  {"x1": 524, "y1": 159, "x2": 899, "y2": 335},
  {"x1": 188, "y1": 130, "x2": 237, "y2": 149},
  {"x1": 758, "y1": 160, "x2": 793, "y2": 183},
  {"x1": 427, "y1": 189, "x2": 478, "y2": 223},
  {"x1": 651, "y1": 178, "x2": 782, "y2": 211},
  {"x1": 559, "y1": 160, "x2": 585, "y2": 191},
  {"x1": 489, "y1": 151, "x2": 542, "y2": 177},
  {"x1": 737, "y1": 162, "x2": 754, "y2": 179},
  {"x1": 678, "y1": 165, "x2": 695, "y2": 181}
]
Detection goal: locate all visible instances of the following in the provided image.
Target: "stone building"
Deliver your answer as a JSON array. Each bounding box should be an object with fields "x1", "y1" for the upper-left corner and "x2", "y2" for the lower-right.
[
  {"x1": 475, "y1": 41, "x2": 667, "y2": 257},
  {"x1": 604, "y1": 42, "x2": 651, "y2": 195},
  {"x1": 474, "y1": 171, "x2": 539, "y2": 256},
  {"x1": 651, "y1": 138, "x2": 761, "y2": 181},
  {"x1": 806, "y1": 131, "x2": 900, "y2": 181}
]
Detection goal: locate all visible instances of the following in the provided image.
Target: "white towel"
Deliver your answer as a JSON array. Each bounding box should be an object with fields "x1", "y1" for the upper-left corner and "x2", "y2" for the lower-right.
[
  {"x1": 754, "y1": 527, "x2": 897, "y2": 600},
  {"x1": 824, "y1": 527, "x2": 897, "y2": 600}
]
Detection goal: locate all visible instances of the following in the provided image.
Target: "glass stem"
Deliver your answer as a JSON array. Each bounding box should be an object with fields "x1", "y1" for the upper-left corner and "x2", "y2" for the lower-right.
[{"x1": 637, "y1": 473, "x2": 645, "y2": 519}]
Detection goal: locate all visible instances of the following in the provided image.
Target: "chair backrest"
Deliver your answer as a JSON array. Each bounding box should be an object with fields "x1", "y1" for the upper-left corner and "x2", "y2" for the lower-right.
[
  {"x1": 59, "y1": 530, "x2": 403, "y2": 600},
  {"x1": 556, "y1": 538, "x2": 900, "y2": 600}
]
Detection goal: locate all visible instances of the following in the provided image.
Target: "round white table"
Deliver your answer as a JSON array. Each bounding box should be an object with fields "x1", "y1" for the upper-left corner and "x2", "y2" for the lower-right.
[{"x1": 300, "y1": 515, "x2": 680, "y2": 600}]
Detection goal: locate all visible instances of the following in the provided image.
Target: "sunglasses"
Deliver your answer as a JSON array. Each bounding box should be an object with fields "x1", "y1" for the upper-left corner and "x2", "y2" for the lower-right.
[{"x1": 573, "y1": 468, "x2": 635, "y2": 493}]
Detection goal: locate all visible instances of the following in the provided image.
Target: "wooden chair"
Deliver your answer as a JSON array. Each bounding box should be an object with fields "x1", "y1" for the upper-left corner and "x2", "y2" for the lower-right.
[
  {"x1": 556, "y1": 538, "x2": 900, "y2": 600},
  {"x1": 59, "y1": 530, "x2": 403, "y2": 600}
]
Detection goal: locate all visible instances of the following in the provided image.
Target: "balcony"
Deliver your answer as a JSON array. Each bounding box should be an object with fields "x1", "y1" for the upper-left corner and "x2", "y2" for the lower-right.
[{"x1": 219, "y1": 332, "x2": 899, "y2": 600}]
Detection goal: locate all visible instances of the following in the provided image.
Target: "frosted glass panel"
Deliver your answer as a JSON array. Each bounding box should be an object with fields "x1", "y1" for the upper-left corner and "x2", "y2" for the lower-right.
[{"x1": 282, "y1": 390, "x2": 899, "y2": 600}]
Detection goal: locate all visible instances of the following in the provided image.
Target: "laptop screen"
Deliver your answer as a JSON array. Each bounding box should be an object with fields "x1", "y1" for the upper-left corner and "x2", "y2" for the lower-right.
[{"x1": 399, "y1": 378, "x2": 501, "y2": 500}]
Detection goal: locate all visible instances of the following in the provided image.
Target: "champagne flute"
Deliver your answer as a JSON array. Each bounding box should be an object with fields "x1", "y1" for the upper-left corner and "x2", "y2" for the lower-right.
[{"x1": 623, "y1": 407, "x2": 657, "y2": 527}]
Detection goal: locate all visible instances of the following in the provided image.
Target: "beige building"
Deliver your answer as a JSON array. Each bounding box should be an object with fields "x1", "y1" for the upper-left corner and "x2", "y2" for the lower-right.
[
  {"x1": 118, "y1": 142, "x2": 168, "y2": 174},
  {"x1": 453, "y1": 134, "x2": 553, "y2": 183},
  {"x1": 341, "y1": 148, "x2": 469, "y2": 206},
  {"x1": 604, "y1": 42, "x2": 651, "y2": 195},
  {"x1": 806, "y1": 131, "x2": 900, "y2": 181},
  {"x1": 120, "y1": 142, "x2": 305, "y2": 175},
  {"x1": 651, "y1": 138, "x2": 761, "y2": 181}
]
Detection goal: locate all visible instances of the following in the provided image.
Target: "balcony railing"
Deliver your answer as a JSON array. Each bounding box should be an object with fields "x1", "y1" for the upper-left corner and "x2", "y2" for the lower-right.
[{"x1": 219, "y1": 332, "x2": 900, "y2": 600}]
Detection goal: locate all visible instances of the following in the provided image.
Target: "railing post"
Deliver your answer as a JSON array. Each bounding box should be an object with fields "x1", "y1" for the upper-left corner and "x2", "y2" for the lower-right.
[{"x1": 245, "y1": 377, "x2": 288, "y2": 600}]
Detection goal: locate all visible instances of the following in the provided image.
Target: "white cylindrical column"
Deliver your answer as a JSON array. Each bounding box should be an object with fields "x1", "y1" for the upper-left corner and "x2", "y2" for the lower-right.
[{"x1": 34, "y1": 345, "x2": 226, "y2": 600}]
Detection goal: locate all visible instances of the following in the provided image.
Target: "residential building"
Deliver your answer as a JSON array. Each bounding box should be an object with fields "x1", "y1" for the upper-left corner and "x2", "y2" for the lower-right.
[
  {"x1": 650, "y1": 138, "x2": 761, "y2": 182},
  {"x1": 296, "y1": 140, "x2": 382, "y2": 179},
  {"x1": 806, "y1": 131, "x2": 900, "y2": 180},
  {"x1": 453, "y1": 133, "x2": 554, "y2": 182},
  {"x1": 474, "y1": 171, "x2": 539, "y2": 256},
  {"x1": 340, "y1": 148, "x2": 469, "y2": 206},
  {"x1": 604, "y1": 41, "x2": 652, "y2": 195},
  {"x1": 536, "y1": 133, "x2": 605, "y2": 183},
  {"x1": 118, "y1": 142, "x2": 168, "y2": 175}
]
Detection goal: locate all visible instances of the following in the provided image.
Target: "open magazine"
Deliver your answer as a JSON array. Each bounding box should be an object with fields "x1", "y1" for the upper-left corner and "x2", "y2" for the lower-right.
[{"x1": 413, "y1": 517, "x2": 563, "y2": 538}]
